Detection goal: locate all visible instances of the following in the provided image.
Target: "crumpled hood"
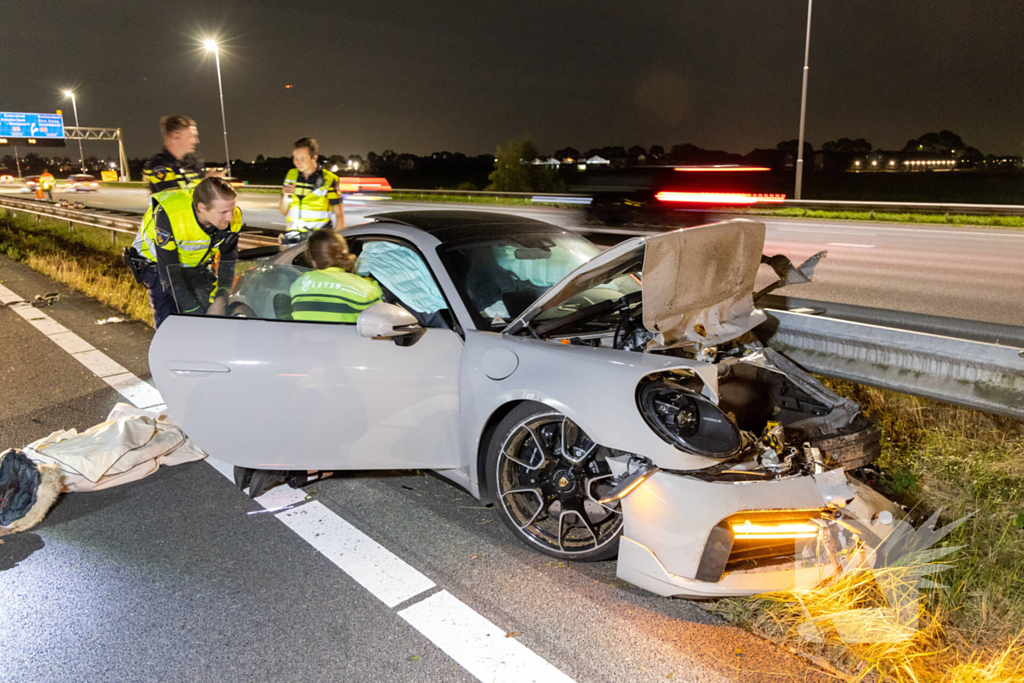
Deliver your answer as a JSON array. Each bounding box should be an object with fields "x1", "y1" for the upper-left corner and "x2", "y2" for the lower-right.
[
  {"x1": 505, "y1": 218, "x2": 768, "y2": 349},
  {"x1": 643, "y1": 219, "x2": 766, "y2": 349}
]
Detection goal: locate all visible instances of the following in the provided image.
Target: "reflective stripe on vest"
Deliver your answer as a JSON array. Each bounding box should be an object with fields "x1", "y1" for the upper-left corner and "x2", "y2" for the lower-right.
[
  {"x1": 134, "y1": 189, "x2": 242, "y2": 264},
  {"x1": 284, "y1": 167, "x2": 339, "y2": 231},
  {"x1": 289, "y1": 268, "x2": 381, "y2": 323}
]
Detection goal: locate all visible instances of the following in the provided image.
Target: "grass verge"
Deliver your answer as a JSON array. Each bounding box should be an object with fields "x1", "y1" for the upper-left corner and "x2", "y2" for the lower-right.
[
  {"x1": 0, "y1": 211, "x2": 152, "y2": 325},
  {"x1": 745, "y1": 207, "x2": 1024, "y2": 230},
  {"x1": 706, "y1": 382, "x2": 1024, "y2": 681}
]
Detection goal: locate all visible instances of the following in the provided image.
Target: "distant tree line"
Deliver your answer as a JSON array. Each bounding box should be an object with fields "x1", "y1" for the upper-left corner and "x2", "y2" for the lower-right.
[{"x1": 2, "y1": 129, "x2": 1014, "y2": 190}]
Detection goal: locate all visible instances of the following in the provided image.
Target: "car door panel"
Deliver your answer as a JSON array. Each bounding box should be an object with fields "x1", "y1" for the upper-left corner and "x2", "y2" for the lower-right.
[{"x1": 150, "y1": 315, "x2": 462, "y2": 470}]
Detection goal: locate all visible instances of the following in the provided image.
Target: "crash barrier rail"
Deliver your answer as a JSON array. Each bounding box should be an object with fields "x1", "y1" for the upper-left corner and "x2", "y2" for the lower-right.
[
  {"x1": 86, "y1": 181, "x2": 1024, "y2": 216},
  {"x1": 0, "y1": 195, "x2": 278, "y2": 249},
  {"x1": 762, "y1": 308, "x2": 1024, "y2": 421},
  {"x1": 760, "y1": 294, "x2": 1024, "y2": 348},
  {"x1": 371, "y1": 188, "x2": 1024, "y2": 216}
]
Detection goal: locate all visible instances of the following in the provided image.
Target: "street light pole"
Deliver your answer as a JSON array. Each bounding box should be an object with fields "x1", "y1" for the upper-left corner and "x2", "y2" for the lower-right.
[
  {"x1": 205, "y1": 40, "x2": 232, "y2": 178},
  {"x1": 795, "y1": 0, "x2": 813, "y2": 200},
  {"x1": 64, "y1": 90, "x2": 86, "y2": 173}
]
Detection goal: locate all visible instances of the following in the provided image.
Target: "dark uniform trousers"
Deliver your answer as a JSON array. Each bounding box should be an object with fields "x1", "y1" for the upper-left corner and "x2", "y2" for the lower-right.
[{"x1": 142, "y1": 263, "x2": 177, "y2": 328}]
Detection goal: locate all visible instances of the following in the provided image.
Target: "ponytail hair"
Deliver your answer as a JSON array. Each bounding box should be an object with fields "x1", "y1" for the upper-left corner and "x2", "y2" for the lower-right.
[{"x1": 306, "y1": 228, "x2": 356, "y2": 272}]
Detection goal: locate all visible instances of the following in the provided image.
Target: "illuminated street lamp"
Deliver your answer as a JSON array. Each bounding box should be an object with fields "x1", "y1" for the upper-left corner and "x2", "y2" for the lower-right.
[
  {"x1": 204, "y1": 39, "x2": 232, "y2": 178},
  {"x1": 63, "y1": 90, "x2": 86, "y2": 173},
  {"x1": 794, "y1": 0, "x2": 813, "y2": 200}
]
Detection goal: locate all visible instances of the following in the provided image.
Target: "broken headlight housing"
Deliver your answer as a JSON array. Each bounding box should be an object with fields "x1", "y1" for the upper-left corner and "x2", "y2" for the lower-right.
[{"x1": 636, "y1": 379, "x2": 742, "y2": 458}]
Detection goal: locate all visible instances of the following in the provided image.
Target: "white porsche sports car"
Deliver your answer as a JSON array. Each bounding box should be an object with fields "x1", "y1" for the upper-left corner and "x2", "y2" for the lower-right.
[{"x1": 151, "y1": 211, "x2": 901, "y2": 598}]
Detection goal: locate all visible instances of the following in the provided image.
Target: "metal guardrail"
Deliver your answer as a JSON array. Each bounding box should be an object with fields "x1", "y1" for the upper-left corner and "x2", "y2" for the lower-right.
[
  {"x1": 0, "y1": 194, "x2": 139, "y2": 243},
  {"x1": 760, "y1": 294, "x2": 1024, "y2": 347},
  {"x1": 0, "y1": 195, "x2": 278, "y2": 249},
  {"x1": 86, "y1": 181, "x2": 1024, "y2": 217},
  {"x1": 779, "y1": 198, "x2": 1024, "y2": 217},
  {"x1": 763, "y1": 309, "x2": 1024, "y2": 420}
]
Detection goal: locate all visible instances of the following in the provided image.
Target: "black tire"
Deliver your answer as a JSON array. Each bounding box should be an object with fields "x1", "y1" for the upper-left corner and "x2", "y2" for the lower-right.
[{"x1": 485, "y1": 402, "x2": 622, "y2": 562}]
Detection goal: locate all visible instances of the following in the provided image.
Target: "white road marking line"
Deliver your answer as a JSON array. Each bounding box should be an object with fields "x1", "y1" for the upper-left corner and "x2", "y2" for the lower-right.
[
  {"x1": 48, "y1": 331, "x2": 97, "y2": 354},
  {"x1": 0, "y1": 283, "x2": 157, "y2": 408},
  {"x1": 826, "y1": 242, "x2": 876, "y2": 248},
  {"x1": 102, "y1": 372, "x2": 165, "y2": 409},
  {"x1": 70, "y1": 348, "x2": 129, "y2": 377},
  {"x1": 399, "y1": 590, "x2": 576, "y2": 683},
  {"x1": 278, "y1": 502, "x2": 437, "y2": 608},
  {"x1": 2, "y1": 279, "x2": 579, "y2": 683}
]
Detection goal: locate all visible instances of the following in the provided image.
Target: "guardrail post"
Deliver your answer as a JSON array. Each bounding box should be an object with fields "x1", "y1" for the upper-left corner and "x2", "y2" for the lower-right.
[
  {"x1": 111, "y1": 230, "x2": 117, "y2": 246},
  {"x1": 68, "y1": 220, "x2": 74, "y2": 232}
]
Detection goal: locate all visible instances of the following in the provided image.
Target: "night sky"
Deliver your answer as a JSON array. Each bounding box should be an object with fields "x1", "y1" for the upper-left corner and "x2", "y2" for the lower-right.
[{"x1": 6, "y1": 1, "x2": 1022, "y2": 162}]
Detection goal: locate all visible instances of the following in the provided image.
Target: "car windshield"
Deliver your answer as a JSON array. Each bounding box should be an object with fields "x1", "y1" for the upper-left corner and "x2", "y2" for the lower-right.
[{"x1": 439, "y1": 233, "x2": 601, "y2": 329}]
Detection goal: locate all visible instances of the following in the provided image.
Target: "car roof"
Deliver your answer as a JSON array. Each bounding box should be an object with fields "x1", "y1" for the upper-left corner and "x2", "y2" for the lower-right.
[{"x1": 368, "y1": 210, "x2": 571, "y2": 243}]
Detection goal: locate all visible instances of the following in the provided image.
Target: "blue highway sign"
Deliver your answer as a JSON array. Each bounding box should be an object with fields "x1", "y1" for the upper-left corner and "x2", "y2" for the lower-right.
[{"x1": 0, "y1": 112, "x2": 66, "y2": 139}]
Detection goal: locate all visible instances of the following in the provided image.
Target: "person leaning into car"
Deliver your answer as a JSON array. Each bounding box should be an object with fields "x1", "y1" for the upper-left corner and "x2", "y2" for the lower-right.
[
  {"x1": 132, "y1": 177, "x2": 243, "y2": 328},
  {"x1": 278, "y1": 137, "x2": 344, "y2": 244},
  {"x1": 289, "y1": 228, "x2": 381, "y2": 322},
  {"x1": 143, "y1": 115, "x2": 223, "y2": 195}
]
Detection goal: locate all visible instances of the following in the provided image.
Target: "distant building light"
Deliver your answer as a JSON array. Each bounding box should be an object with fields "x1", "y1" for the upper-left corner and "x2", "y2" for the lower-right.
[
  {"x1": 889, "y1": 160, "x2": 896, "y2": 166},
  {"x1": 854, "y1": 161, "x2": 861, "y2": 166},
  {"x1": 871, "y1": 160, "x2": 878, "y2": 166},
  {"x1": 577, "y1": 163, "x2": 587, "y2": 171}
]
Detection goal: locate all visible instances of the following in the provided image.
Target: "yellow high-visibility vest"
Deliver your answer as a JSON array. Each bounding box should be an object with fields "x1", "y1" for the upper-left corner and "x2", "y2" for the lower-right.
[
  {"x1": 133, "y1": 189, "x2": 242, "y2": 264},
  {"x1": 289, "y1": 268, "x2": 382, "y2": 322},
  {"x1": 283, "y1": 167, "x2": 341, "y2": 232}
]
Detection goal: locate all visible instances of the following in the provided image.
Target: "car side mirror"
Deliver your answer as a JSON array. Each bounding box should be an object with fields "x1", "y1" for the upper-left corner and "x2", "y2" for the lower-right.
[{"x1": 357, "y1": 302, "x2": 425, "y2": 345}]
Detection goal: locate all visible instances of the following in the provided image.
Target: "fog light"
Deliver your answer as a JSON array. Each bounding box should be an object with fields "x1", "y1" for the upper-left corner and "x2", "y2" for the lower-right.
[{"x1": 731, "y1": 520, "x2": 819, "y2": 539}]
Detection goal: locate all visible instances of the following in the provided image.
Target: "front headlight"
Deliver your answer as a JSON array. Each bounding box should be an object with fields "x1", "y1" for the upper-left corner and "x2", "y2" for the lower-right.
[{"x1": 636, "y1": 378, "x2": 742, "y2": 458}]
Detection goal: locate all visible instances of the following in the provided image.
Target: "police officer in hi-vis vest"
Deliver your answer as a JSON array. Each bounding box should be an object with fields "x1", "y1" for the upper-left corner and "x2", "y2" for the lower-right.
[
  {"x1": 132, "y1": 177, "x2": 243, "y2": 327},
  {"x1": 143, "y1": 115, "x2": 222, "y2": 194},
  {"x1": 289, "y1": 228, "x2": 381, "y2": 323},
  {"x1": 278, "y1": 137, "x2": 344, "y2": 245}
]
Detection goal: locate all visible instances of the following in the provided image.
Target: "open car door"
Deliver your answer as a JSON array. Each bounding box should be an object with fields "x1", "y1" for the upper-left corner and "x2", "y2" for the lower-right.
[{"x1": 149, "y1": 263, "x2": 462, "y2": 471}]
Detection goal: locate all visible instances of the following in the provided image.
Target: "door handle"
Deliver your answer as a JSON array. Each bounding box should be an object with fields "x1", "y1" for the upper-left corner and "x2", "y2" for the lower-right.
[{"x1": 166, "y1": 360, "x2": 231, "y2": 375}]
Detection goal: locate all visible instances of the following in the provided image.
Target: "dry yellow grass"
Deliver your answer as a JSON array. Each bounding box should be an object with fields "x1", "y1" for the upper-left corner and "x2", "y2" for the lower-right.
[
  {"x1": 0, "y1": 211, "x2": 152, "y2": 325},
  {"x1": 708, "y1": 383, "x2": 1024, "y2": 681}
]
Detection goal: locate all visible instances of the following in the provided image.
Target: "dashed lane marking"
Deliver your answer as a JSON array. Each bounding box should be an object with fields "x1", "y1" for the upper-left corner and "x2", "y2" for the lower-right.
[
  {"x1": 399, "y1": 590, "x2": 577, "y2": 683},
  {"x1": 1, "y1": 280, "x2": 578, "y2": 683},
  {"x1": 0, "y1": 283, "x2": 163, "y2": 409},
  {"x1": 278, "y1": 501, "x2": 437, "y2": 608}
]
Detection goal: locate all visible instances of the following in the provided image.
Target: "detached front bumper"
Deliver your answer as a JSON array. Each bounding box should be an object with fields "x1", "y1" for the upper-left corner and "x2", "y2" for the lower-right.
[{"x1": 616, "y1": 468, "x2": 901, "y2": 599}]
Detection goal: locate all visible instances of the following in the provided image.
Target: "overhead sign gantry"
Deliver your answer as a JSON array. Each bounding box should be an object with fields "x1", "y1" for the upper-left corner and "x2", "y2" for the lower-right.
[{"x1": 1, "y1": 111, "x2": 130, "y2": 181}]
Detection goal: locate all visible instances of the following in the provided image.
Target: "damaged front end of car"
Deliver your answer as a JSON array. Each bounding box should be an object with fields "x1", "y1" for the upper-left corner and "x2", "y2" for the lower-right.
[{"x1": 504, "y1": 219, "x2": 901, "y2": 597}]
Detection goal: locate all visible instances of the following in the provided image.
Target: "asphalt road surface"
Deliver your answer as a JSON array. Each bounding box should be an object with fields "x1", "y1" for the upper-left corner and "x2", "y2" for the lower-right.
[
  {"x1": 3, "y1": 184, "x2": 1022, "y2": 325},
  {"x1": 0, "y1": 255, "x2": 833, "y2": 682}
]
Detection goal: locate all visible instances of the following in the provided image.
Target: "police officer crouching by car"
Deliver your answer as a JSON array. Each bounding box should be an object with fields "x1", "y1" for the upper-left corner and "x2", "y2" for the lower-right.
[{"x1": 126, "y1": 177, "x2": 242, "y2": 328}]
